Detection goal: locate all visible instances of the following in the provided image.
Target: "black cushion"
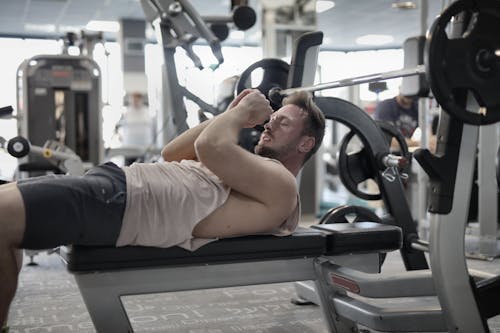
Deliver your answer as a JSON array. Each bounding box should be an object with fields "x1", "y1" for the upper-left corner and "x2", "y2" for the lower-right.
[
  {"x1": 61, "y1": 227, "x2": 327, "y2": 272},
  {"x1": 313, "y1": 222, "x2": 402, "y2": 255},
  {"x1": 61, "y1": 223, "x2": 402, "y2": 273}
]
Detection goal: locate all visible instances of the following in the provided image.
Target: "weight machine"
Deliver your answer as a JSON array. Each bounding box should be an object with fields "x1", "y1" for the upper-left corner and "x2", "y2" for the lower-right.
[
  {"x1": 16, "y1": 54, "x2": 102, "y2": 174},
  {"x1": 140, "y1": 0, "x2": 256, "y2": 146},
  {"x1": 238, "y1": 0, "x2": 500, "y2": 331}
]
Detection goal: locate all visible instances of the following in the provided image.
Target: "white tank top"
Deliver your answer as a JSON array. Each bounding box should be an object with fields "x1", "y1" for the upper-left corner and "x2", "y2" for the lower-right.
[{"x1": 116, "y1": 159, "x2": 300, "y2": 251}]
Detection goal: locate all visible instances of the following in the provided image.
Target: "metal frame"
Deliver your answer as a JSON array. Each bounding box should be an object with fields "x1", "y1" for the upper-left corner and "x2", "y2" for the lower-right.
[
  {"x1": 313, "y1": 260, "x2": 447, "y2": 332},
  {"x1": 316, "y1": 96, "x2": 428, "y2": 270},
  {"x1": 474, "y1": 123, "x2": 499, "y2": 258},
  {"x1": 429, "y1": 122, "x2": 488, "y2": 332},
  {"x1": 67, "y1": 254, "x2": 378, "y2": 332}
]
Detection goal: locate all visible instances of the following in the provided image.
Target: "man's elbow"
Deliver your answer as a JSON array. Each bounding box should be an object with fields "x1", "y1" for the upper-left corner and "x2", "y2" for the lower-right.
[
  {"x1": 194, "y1": 136, "x2": 211, "y2": 162},
  {"x1": 161, "y1": 147, "x2": 173, "y2": 162},
  {"x1": 194, "y1": 136, "x2": 227, "y2": 165}
]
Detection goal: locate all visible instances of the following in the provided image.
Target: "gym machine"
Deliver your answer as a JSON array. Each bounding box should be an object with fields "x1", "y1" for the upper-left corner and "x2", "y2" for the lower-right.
[
  {"x1": 140, "y1": 0, "x2": 256, "y2": 146},
  {"x1": 313, "y1": 1, "x2": 500, "y2": 332},
  {"x1": 414, "y1": 0, "x2": 500, "y2": 330},
  {"x1": 231, "y1": 0, "x2": 500, "y2": 331},
  {"x1": 16, "y1": 54, "x2": 103, "y2": 174},
  {"x1": 1, "y1": 106, "x2": 85, "y2": 178}
]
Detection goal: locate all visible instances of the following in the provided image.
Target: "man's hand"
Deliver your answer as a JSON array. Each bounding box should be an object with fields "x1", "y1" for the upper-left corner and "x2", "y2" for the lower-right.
[{"x1": 230, "y1": 89, "x2": 273, "y2": 128}]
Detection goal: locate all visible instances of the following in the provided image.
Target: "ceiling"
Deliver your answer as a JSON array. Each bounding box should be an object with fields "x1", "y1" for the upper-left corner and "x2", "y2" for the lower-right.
[{"x1": 0, "y1": 0, "x2": 446, "y2": 51}]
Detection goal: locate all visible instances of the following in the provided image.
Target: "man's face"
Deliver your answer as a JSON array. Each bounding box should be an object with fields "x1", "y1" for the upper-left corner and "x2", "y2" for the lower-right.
[
  {"x1": 254, "y1": 104, "x2": 308, "y2": 160},
  {"x1": 399, "y1": 95, "x2": 415, "y2": 109}
]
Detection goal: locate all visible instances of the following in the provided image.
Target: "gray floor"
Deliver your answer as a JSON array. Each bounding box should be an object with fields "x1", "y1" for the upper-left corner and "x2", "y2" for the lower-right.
[{"x1": 7, "y1": 249, "x2": 500, "y2": 333}]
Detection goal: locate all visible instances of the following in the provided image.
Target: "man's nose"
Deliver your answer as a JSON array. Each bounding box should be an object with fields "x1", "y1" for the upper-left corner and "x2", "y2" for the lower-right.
[{"x1": 264, "y1": 120, "x2": 273, "y2": 131}]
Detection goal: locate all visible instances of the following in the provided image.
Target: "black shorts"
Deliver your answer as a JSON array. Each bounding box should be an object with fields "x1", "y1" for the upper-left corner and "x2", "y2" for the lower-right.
[{"x1": 17, "y1": 162, "x2": 127, "y2": 250}]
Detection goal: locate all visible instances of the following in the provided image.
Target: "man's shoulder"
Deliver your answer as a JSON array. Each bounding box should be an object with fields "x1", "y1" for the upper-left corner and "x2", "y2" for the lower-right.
[
  {"x1": 381, "y1": 97, "x2": 398, "y2": 107},
  {"x1": 375, "y1": 97, "x2": 398, "y2": 119}
]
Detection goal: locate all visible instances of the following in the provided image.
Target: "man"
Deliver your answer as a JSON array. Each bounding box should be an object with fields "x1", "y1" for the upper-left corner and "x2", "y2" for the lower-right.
[
  {"x1": 115, "y1": 91, "x2": 155, "y2": 165},
  {"x1": 0, "y1": 89, "x2": 325, "y2": 329},
  {"x1": 374, "y1": 92, "x2": 419, "y2": 147}
]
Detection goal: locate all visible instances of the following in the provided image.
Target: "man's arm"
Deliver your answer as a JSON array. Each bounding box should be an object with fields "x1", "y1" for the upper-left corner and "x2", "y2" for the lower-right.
[
  {"x1": 194, "y1": 90, "x2": 297, "y2": 230},
  {"x1": 161, "y1": 92, "x2": 244, "y2": 162},
  {"x1": 161, "y1": 119, "x2": 213, "y2": 162}
]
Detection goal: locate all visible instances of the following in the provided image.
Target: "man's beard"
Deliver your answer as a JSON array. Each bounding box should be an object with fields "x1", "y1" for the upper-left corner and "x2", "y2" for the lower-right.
[
  {"x1": 255, "y1": 141, "x2": 297, "y2": 161},
  {"x1": 255, "y1": 145, "x2": 279, "y2": 159}
]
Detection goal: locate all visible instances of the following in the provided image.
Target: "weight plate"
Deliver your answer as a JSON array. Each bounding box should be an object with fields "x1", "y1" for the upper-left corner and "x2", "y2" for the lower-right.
[
  {"x1": 236, "y1": 58, "x2": 290, "y2": 110},
  {"x1": 426, "y1": 0, "x2": 500, "y2": 125},
  {"x1": 319, "y1": 205, "x2": 382, "y2": 224},
  {"x1": 337, "y1": 124, "x2": 410, "y2": 201}
]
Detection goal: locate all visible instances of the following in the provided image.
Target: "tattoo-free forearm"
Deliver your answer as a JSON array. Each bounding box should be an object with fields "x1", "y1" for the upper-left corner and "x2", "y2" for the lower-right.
[
  {"x1": 161, "y1": 118, "x2": 213, "y2": 162},
  {"x1": 194, "y1": 110, "x2": 244, "y2": 163}
]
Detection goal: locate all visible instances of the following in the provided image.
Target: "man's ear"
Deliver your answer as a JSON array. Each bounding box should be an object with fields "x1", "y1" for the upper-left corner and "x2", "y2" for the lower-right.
[{"x1": 298, "y1": 136, "x2": 315, "y2": 153}]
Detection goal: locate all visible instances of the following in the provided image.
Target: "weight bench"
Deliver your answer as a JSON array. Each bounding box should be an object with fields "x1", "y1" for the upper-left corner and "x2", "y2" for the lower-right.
[{"x1": 60, "y1": 222, "x2": 402, "y2": 332}]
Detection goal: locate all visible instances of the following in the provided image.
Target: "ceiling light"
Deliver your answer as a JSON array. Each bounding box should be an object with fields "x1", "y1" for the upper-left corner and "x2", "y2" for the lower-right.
[
  {"x1": 316, "y1": 1, "x2": 335, "y2": 13},
  {"x1": 355, "y1": 34, "x2": 394, "y2": 46},
  {"x1": 86, "y1": 20, "x2": 120, "y2": 32},
  {"x1": 391, "y1": 1, "x2": 417, "y2": 9},
  {"x1": 58, "y1": 25, "x2": 80, "y2": 33},
  {"x1": 25, "y1": 23, "x2": 56, "y2": 33}
]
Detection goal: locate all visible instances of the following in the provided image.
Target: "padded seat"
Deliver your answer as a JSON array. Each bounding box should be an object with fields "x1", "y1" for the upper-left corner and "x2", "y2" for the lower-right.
[
  {"x1": 61, "y1": 223, "x2": 402, "y2": 272},
  {"x1": 312, "y1": 222, "x2": 403, "y2": 255}
]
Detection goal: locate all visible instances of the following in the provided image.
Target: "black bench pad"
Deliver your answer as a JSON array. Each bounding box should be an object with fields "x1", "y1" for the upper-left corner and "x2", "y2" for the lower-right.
[
  {"x1": 313, "y1": 222, "x2": 403, "y2": 255},
  {"x1": 61, "y1": 223, "x2": 402, "y2": 272}
]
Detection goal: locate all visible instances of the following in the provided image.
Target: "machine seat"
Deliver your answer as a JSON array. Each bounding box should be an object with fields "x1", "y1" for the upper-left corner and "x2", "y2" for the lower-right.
[{"x1": 61, "y1": 223, "x2": 402, "y2": 272}]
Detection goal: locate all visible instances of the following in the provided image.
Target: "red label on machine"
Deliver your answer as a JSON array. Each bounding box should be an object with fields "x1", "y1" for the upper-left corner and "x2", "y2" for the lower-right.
[
  {"x1": 52, "y1": 70, "x2": 71, "y2": 77},
  {"x1": 330, "y1": 273, "x2": 360, "y2": 294}
]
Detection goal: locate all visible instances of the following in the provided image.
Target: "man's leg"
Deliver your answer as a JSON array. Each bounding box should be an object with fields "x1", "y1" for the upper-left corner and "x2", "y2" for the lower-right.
[{"x1": 0, "y1": 183, "x2": 26, "y2": 328}]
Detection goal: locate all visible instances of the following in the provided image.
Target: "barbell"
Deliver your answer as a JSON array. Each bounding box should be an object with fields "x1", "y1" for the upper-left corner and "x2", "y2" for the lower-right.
[
  {"x1": 239, "y1": 0, "x2": 500, "y2": 125},
  {"x1": 268, "y1": 65, "x2": 427, "y2": 104}
]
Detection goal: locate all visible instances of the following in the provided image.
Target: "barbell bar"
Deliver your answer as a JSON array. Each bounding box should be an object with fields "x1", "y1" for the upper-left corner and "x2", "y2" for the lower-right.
[{"x1": 268, "y1": 64, "x2": 427, "y2": 106}]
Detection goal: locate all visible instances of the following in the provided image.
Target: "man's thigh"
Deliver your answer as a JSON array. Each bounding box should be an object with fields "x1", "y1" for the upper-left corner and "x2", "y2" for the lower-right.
[
  {"x1": 16, "y1": 163, "x2": 126, "y2": 249},
  {"x1": 0, "y1": 183, "x2": 26, "y2": 247}
]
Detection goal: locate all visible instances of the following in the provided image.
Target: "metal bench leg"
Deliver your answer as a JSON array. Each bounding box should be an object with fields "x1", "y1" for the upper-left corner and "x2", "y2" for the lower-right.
[{"x1": 74, "y1": 274, "x2": 134, "y2": 333}]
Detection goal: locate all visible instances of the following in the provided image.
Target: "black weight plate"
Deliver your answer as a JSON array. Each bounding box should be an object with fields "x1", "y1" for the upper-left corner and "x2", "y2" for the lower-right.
[
  {"x1": 426, "y1": 0, "x2": 500, "y2": 125},
  {"x1": 236, "y1": 58, "x2": 290, "y2": 110},
  {"x1": 337, "y1": 124, "x2": 410, "y2": 201},
  {"x1": 319, "y1": 205, "x2": 382, "y2": 224},
  {"x1": 337, "y1": 130, "x2": 379, "y2": 201}
]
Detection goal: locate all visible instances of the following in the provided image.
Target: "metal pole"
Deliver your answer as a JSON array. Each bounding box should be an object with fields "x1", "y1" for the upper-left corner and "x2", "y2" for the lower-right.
[
  {"x1": 275, "y1": 65, "x2": 426, "y2": 97},
  {"x1": 417, "y1": 0, "x2": 430, "y2": 239}
]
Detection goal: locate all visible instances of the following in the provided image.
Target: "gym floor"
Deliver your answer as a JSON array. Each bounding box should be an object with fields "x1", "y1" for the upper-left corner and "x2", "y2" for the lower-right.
[{"x1": 8, "y1": 242, "x2": 500, "y2": 332}]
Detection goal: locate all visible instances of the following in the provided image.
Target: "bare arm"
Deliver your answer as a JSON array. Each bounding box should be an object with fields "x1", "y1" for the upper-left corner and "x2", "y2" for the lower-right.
[
  {"x1": 161, "y1": 92, "x2": 247, "y2": 162},
  {"x1": 194, "y1": 90, "x2": 297, "y2": 230},
  {"x1": 161, "y1": 119, "x2": 213, "y2": 162}
]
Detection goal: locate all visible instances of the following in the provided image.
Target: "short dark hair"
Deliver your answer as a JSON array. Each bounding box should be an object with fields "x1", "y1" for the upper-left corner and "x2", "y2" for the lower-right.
[{"x1": 282, "y1": 91, "x2": 325, "y2": 164}]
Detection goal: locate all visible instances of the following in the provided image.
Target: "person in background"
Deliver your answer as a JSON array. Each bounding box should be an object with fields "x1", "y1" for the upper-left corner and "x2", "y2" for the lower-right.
[
  {"x1": 374, "y1": 92, "x2": 420, "y2": 148},
  {"x1": 115, "y1": 92, "x2": 155, "y2": 165}
]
